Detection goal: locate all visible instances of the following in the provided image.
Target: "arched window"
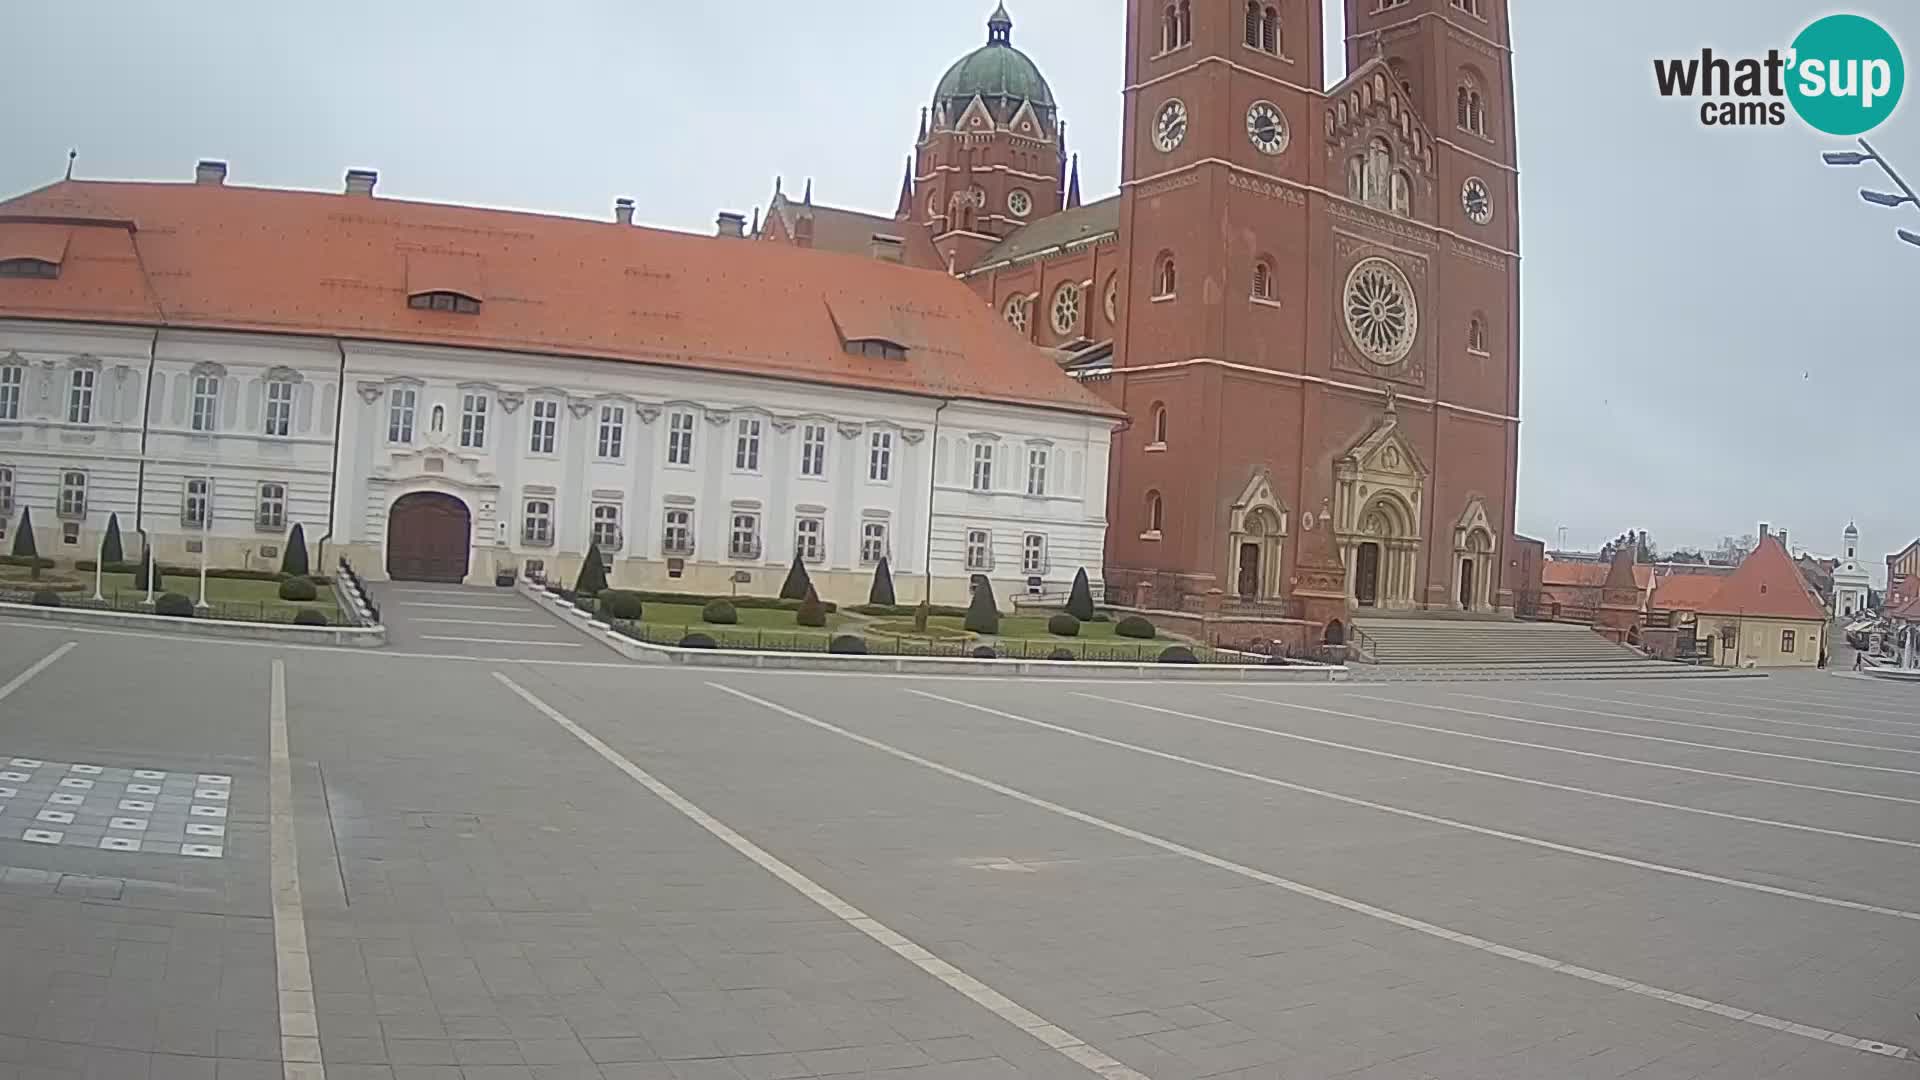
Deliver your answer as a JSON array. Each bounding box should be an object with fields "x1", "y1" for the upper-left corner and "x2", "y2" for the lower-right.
[
  {"x1": 1164, "y1": 4, "x2": 1178, "y2": 51},
  {"x1": 1470, "y1": 91, "x2": 1487, "y2": 136},
  {"x1": 1151, "y1": 403, "x2": 1168, "y2": 445},
  {"x1": 1365, "y1": 138, "x2": 1392, "y2": 206},
  {"x1": 1262, "y1": 6, "x2": 1279, "y2": 53},
  {"x1": 1389, "y1": 170, "x2": 1412, "y2": 217},
  {"x1": 1347, "y1": 155, "x2": 1365, "y2": 201},
  {"x1": 1177, "y1": 0, "x2": 1192, "y2": 47},
  {"x1": 1456, "y1": 84, "x2": 1472, "y2": 131},
  {"x1": 1244, "y1": 1, "x2": 1260, "y2": 47},
  {"x1": 1452, "y1": 0, "x2": 1482, "y2": 15},
  {"x1": 1251, "y1": 257, "x2": 1275, "y2": 301},
  {"x1": 1146, "y1": 491, "x2": 1165, "y2": 534},
  {"x1": 1458, "y1": 75, "x2": 1488, "y2": 136},
  {"x1": 1468, "y1": 315, "x2": 1488, "y2": 353},
  {"x1": 1153, "y1": 253, "x2": 1177, "y2": 298}
]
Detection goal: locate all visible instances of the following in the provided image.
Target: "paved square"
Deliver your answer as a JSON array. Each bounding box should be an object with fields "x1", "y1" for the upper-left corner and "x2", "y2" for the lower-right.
[{"x1": 0, "y1": 753, "x2": 229, "y2": 857}]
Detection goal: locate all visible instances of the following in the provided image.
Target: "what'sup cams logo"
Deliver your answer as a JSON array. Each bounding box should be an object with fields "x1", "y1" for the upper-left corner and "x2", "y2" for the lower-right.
[{"x1": 1654, "y1": 14, "x2": 1903, "y2": 134}]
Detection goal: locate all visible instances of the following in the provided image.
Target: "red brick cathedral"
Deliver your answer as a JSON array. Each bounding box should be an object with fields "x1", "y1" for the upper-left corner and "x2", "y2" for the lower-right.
[{"x1": 755, "y1": 0, "x2": 1520, "y2": 619}]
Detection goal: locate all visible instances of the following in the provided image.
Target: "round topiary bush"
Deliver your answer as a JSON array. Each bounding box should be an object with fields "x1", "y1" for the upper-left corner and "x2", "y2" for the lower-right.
[
  {"x1": 1047, "y1": 613, "x2": 1081, "y2": 637},
  {"x1": 293, "y1": 609, "x2": 329, "y2": 627},
  {"x1": 678, "y1": 632, "x2": 718, "y2": 649},
  {"x1": 1089, "y1": 611, "x2": 1112, "y2": 623},
  {"x1": 701, "y1": 600, "x2": 738, "y2": 625},
  {"x1": 829, "y1": 635, "x2": 868, "y2": 655},
  {"x1": 972, "y1": 645, "x2": 998, "y2": 659},
  {"x1": 31, "y1": 590, "x2": 61, "y2": 608},
  {"x1": 598, "y1": 590, "x2": 644, "y2": 621},
  {"x1": 1114, "y1": 615, "x2": 1156, "y2": 639},
  {"x1": 1158, "y1": 645, "x2": 1198, "y2": 664},
  {"x1": 277, "y1": 577, "x2": 318, "y2": 602},
  {"x1": 1048, "y1": 647, "x2": 1076, "y2": 661},
  {"x1": 155, "y1": 593, "x2": 195, "y2": 618}
]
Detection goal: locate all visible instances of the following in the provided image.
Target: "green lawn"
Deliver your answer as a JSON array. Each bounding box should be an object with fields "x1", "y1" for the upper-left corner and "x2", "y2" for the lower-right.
[
  {"x1": 94, "y1": 573, "x2": 338, "y2": 619},
  {"x1": 631, "y1": 602, "x2": 851, "y2": 632},
  {"x1": 890, "y1": 614, "x2": 1148, "y2": 641}
]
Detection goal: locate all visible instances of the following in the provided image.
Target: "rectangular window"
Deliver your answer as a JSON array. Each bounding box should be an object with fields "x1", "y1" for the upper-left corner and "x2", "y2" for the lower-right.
[
  {"x1": 0, "y1": 365, "x2": 23, "y2": 420},
  {"x1": 965, "y1": 528, "x2": 992, "y2": 571},
  {"x1": 1023, "y1": 533, "x2": 1047, "y2": 574},
  {"x1": 971, "y1": 442, "x2": 994, "y2": 492},
  {"x1": 598, "y1": 405, "x2": 625, "y2": 460},
  {"x1": 734, "y1": 417, "x2": 762, "y2": 471},
  {"x1": 869, "y1": 431, "x2": 893, "y2": 482},
  {"x1": 0, "y1": 466, "x2": 12, "y2": 516},
  {"x1": 795, "y1": 516, "x2": 825, "y2": 564},
  {"x1": 523, "y1": 498, "x2": 553, "y2": 545},
  {"x1": 68, "y1": 369, "x2": 95, "y2": 424},
  {"x1": 668, "y1": 411, "x2": 696, "y2": 466},
  {"x1": 861, "y1": 521, "x2": 888, "y2": 565},
  {"x1": 58, "y1": 470, "x2": 86, "y2": 520},
  {"x1": 663, "y1": 508, "x2": 694, "y2": 555},
  {"x1": 1782, "y1": 630, "x2": 1797, "y2": 654},
  {"x1": 729, "y1": 512, "x2": 761, "y2": 560},
  {"x1": 591, "y1": 503, "x2": 622, "y2": 550},
  {"x1": 387, "y1": 387, "x2": 416, "y2": 444},
  {"x1": 257, "y1": 482, "x2": 286, "y2": 530},
  {"x1": 183, "y1": 477, "x2": 212, "y2": 528},
  {"x1": 1026, "y1": 447, "x2": 1048, "y2": 496},
  {"x1": 801, "y1": 424, "x2": 828, "y2": 478},
  {"x1": 190, "y1": 373, "x2": 220, "y2": 432},
  {"x1": 529, "y1": 399, "x2": 559, "y2": 454},
  {"x1": 460, "y1": 392, "x2": 488, "y2": 449},
  {"x1": 265, "y1": 380, "x2": 295, "y2": 437}
]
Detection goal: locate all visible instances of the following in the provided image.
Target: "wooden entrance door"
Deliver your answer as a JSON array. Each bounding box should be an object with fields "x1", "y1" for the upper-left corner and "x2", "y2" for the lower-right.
[
  {"x1": 387, "y1": 493, "x2": 471, "y2": 583},
  {"x1": 1237, "y1": 543, "x2": 1260, "y2": 599},
  {"x1": 1356, "y1": 542, "x2": 1381, "y2": 607},
  {"x1": 1458, "y1": 558, "x2": 1475, "y2": 609}
]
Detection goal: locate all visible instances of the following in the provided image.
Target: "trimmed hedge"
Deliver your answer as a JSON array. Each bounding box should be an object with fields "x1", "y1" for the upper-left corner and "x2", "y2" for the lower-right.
[
  {"x1": 1089, "y1": 611, "x2": 1111, "y2": 622},
  {"x1": 971, "y1": 645, "x2": 998, "y2": 659},
  {"x1": 155, "y1": 593, "x2": 195, "y2": 618},
  {"x1": 293, "y1": 609, "x2": 329, "y2": 627},
  {"x1": 77, "y1": 562, "x2": 330, "y2": 584},
  {"x1": 795, "y1": 586, "x2": 827, "y2": 628},
  {"x1": 701, "y1": 600, "x2": 738, "y2": 625},
  {"x1": 849, "y1": 602, "x2": 967, "y2": 618},
  {"x1": 1114, "y1": 615, "x2": 1157, "y2": 640},
  {"x1": 678, "y1": 632, "x2": 717, "y2": 649},
  {"x1": 829, "y1": 635, "x2": 869, "y2": 655},
  {"x1": 599, "y1": 590, "x2": 645, "y2": 621},
  {"x1": 31, "y1": 590, "x2": 61, "y2": 608},
  {"x1": 1158, "y1": 645, "x2": 1198, "y2": 664},
  {"x1": 277, "y1": 577, "x2": 318, "y2": 602},
  {"x1": 0, "y1": 554, "x2": 54, "y2": 570},
  {"x1": 606, "y1": 589, "x2": 837, "y2": 614},
  {"x1": 1066, "y1": 568, "x2": 1096, "y2": 621},
  {"x1": 574, "y1": 544, "x2": 609, "y2": 596},
  {"x1": 963, "y1": 579, "x2": 1000, "y2": 635},
  {"x1": 1046, "y1": 613, "x2": 1080, "y2": 637},
  {"x1": 1048, "y1": 647, "x2": 1075, "y2": 661},
  {"x1": 868, "y1": 556, "x2": 896, "y2": 606}
]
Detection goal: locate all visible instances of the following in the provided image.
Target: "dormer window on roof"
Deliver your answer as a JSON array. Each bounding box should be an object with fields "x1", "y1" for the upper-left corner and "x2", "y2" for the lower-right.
[
  {"x1": 0, "y1": 222, "x2": 72, "y2": 279},
  {"x1": 0, "y1": 258, "x2": 59, "y2": 279},
  {"x1": 408, "y1": 290, "x2": 480, "y2": 314},
  {"x1": 845, "y1": 338, "x2": 908, "y2": 361}
]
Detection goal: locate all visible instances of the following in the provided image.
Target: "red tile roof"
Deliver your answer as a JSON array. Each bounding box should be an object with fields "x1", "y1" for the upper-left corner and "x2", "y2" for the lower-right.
[
  {"x1": 1649, "y1": 572, "x2": 1726, "y2": 613},
  {"x1": 1697, "y1": 535, "x2": 1828, "y2": 621},
  {"x1": 1542, "y1": 561, "x2": 1652, "y2": 591},
  {"x1": 0, "y1": 179, "x2": 1117, "y2": 419}
]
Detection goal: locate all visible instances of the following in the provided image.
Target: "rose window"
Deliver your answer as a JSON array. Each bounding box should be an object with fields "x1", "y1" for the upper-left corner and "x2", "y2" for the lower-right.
[
  {"x1": 1051, "y1": 283, "x2": 1082, "y2": 336},
  {"x1": 1343, "y1": 257, "x2": 1418, "y2": 365},
  {"x1": 1005, "y1": 296, "x2": 1028, "y2": 332}
]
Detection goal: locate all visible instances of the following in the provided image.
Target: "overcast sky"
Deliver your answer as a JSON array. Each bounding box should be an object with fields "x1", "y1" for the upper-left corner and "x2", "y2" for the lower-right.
[{"x1": 3, "y1": 1, "x2": 1913, "y2": 577}]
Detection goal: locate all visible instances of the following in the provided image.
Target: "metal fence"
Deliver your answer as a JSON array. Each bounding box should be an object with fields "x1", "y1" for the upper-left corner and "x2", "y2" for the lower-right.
[{"x1": 602, "y1": 618, "x2": 1290, "y2": 665}]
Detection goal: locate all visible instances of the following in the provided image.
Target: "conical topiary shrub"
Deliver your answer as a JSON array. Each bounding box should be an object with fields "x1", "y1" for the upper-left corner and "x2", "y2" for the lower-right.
[
  {"x1": 280, "y1": 523, "x2": 310, "y2": 578},
  {"x1": 796, "y1": 585, "x2": 827, "y2": 628},
  {"x1": 963, "y1": 577, "x2": 1000, "y2": 635},
  {"x1": 1066, "y1": 567, "x2": 1095, "y2": 621},
  {"x1": 574, "y1": 544, "x2": 608, "y2": 596},
  {"x1": 869, "y1": 556, "x2": 896, "y2": 607},
  {"x1": 133, "y1": 546, "x2": 164, "y2": 592},
  {"x1": 11, "y1": 507, "x2": 39, "y2": 580},
  {"x1": 779, "y1": 551, "x2": 812, "y2": 601},
  {"x1": 101, "y1": 513, "x2": 125, "y2": 565}
]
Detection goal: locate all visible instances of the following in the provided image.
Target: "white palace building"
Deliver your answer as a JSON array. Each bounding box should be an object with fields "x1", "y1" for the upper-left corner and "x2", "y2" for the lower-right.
[{"x1": 0, "y1": 164, "x2": 1119, "y2": 605}]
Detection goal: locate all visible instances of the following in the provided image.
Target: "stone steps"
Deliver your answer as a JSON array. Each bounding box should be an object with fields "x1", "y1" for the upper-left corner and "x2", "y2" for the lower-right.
[{"x1": 1350, "y1": 617, "x2": 1709, "y2": 674}]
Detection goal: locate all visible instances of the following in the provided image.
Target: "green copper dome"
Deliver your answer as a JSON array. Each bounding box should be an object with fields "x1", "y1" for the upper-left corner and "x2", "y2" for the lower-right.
[{"x1": 933, "y1": 4, "x2": 1056, "y2": 111}]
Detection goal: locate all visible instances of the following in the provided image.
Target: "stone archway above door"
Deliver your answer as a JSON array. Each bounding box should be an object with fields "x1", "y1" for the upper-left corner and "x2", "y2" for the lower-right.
[
  {"x1": 1333, "y1": 405, "x2": 1427, "y2": 610},
  {"x1": 1226, "y1": 469, "x2": 1289, "y2": 601},
  {"x1": 1452, "y1": 497, "x2": 1497, "y2": 611}
]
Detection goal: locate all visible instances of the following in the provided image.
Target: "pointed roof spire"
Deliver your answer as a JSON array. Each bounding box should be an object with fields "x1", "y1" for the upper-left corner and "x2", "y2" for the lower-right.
[
  {"x1": 750, "y1": 206, "x2": 761, "y2": 236},
  {"x1": 774, "y1": 175, "x2": 783, "y2": 200},
  {"x1": 918, "y1": 106, "x2": 929, "y2": 141},
  {"x1": 1065, "y1": 154, "x2": 1082, "y2": 210},
  {"x1": 802, "y1": 178, "x2": 813, "y2": 208},
  {"x1": 988, "y1": 2, "x2": 1012, "y2": 45},
  {"x1": 894, "y1": 157, "x2": 915, "y2": 220}
]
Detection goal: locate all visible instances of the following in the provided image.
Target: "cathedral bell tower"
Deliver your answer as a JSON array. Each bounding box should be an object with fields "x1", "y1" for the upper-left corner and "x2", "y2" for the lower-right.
[{"x1": 916, "y1": 4, "x2": 1068, "y2": 272}]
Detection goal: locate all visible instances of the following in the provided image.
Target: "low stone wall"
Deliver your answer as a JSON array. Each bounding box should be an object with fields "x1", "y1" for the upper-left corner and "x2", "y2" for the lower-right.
[
  {"x1": 1106, "y1": 606, "x2": 1316, "y2": 656},
  {"x1": 0, "y1": 600, "x2": 387, "y2": 647}
]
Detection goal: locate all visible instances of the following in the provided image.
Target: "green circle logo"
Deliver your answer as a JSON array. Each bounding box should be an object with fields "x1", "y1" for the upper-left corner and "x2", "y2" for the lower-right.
[{"x1": 1788, "y1": 14, "x2": 1905, "y2": 135}]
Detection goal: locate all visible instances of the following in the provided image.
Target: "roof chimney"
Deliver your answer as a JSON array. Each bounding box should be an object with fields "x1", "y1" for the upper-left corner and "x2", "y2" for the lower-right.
[
  {"x1": 1758, "y1": 523, "x2": 1770, "y2": 541},
  {"x1": 716, "y1": 212, "x2": 746, "y2": 238},
  {"x1": 614, "y1": 198, "x2": 635, "y2": 226},
  {"x1": 1777, "y1": 529, "x2": 1789, "y2": 552},
  {"x1": 870, "y1": 233, "x2": 905, "y2": 263},
  {"x1": 344, "y1": 169, "x2": 378, "y2": 197},
  {"x1": 194, "y1": 160, "x2": 228, "y2": 186}
]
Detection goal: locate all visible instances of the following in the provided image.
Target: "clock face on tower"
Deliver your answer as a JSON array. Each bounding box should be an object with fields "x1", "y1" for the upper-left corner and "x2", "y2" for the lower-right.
[
  {"x1": 1245, "y1": 101, "x2": 1289, "y2": 155},
  {"x1": 1153, "y1": 99, "x2": 1188, "y2": 153},
  {"x1": 1462, "y1": 178, "x2": 1494, "y2": 225}
]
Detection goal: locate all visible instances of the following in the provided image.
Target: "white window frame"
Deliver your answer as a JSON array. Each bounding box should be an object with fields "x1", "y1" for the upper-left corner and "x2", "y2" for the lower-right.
[
  {"x1": 1023, "y1": 533, "x2": 1047, "y2": 575},
  {"x1": 800, "y1": 424, "x2": 828, "y2": 478},
  {"x1": 256, "y1": 481, "x2": 286, "y2": 531},
  {"x1": 0, "y1": 364, "x2": 21, "y2": 421},
  {"x1": 387, "y1": 386, "x2": 417, "y2": 444},
  {"x1": 529, "y1": 399, "x2": 559, "y2": 455},
  {"x1": 67, "y1": 368, "x2": 95, "y2": 424},
  {"x1": 965, "y1": 528, "x2": 992, "y2": 571},
  {"x1": 795, "y1": 515, "x2": 825, "y2": 564},
  {"x1": 460, "y1": 392, "x2": 489, "y2": 449},
  {"x1": 597, "y1": 404, "x2": 626, "y2": 460},
  {"x1": 861, "y1": 521, "x2": 888, "y2": 565},
  {"x1": 591, "y1": 503, "x2": 622, "y2": 551},
  {"x1": 869, "y1": 430, "x2": 893, "y2": 482},
  {"x1": 971, "y1": 442, "x2": 994, "y2": 492},
  {"x1": 734, "y1": 417, "x2": 762, "y2": 472},
  {"x1": 1026, "y1": 446, "x2": 1048, "y2": 497},
  {"x1": 0, "y1": 466, "x2": 13, "y2": 516},
  {"x1": 190, "y1": 373, "x2": 220, "y2": 433},
  {"x1": 663, "y1": 507, "x2": 694, "y2": 556},
  {"x1": 729, "y1": 511, "x2": 761, "y2": 560},
  {"x1": 182, "y1": 477, "x2": 212, "y2": 528},
  {"x1": 265, "y1": 379, "x2": 295, "y2": 437},
  {"x1": 522, "y1": 498, "x2": 554, "y2": 546},
  {"x1": 667, "y1": 410, "x2": 696, "y2": 467},
  {"x1": 57, "y1": 470, "x2": 87, "y2": 520}
]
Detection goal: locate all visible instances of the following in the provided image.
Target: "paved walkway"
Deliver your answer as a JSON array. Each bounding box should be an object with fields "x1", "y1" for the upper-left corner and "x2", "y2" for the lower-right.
[{"x1": 372, "y1": 582, "x2": 605, "y2": 660}]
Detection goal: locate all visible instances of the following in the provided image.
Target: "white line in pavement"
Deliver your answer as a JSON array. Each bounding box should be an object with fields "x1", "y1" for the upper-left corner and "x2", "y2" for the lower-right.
[
  {"x1": 411, "y1": 619, "x2": 560, "y2": 628},
  {"x1": 268, "y1": 660, "x2": 324, "y2": 1080},
  {"x1": 1460, "y1": 692, "x2": 1920, "y2": 755},
  {"x1": 717, "y1": 683, "x2": 1911, "y2": 1066},
  {"x1": 395, "y1": 603, "x2": 528, "y2": 612},
  {"x1": 1530, "y1": 688, "x2": 1920, "y2": 742},
  {"x1": 1344, "y1": 693, "x2": 1920, "y2": 778},
  {"x1": 419, "y1": 635, "x2": 583, "y2": 648},
  {"x1": 1648, "y1": 686, "x2": 1920, "y2": 727},
  {"x1": 1228, "y1": 695, "x2": 1920, "y2": 807},
  {"x1": 0, "y1": 642, "x2": 77, "y2": 704},
  {"x1": 493, "y1": 674, "x2": 1150, "y2": 1080}
]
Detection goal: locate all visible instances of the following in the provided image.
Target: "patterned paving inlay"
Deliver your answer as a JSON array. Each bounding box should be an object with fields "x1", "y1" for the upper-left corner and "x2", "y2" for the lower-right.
[{"x1": 0, "y1": 757, "x2": 229, "y2": 859}]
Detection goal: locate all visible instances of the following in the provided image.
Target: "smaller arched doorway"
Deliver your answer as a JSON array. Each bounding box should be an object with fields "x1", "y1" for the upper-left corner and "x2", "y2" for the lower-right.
[{"x1": 387, "y1": 492, "x2": 472, "y2": 583}]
